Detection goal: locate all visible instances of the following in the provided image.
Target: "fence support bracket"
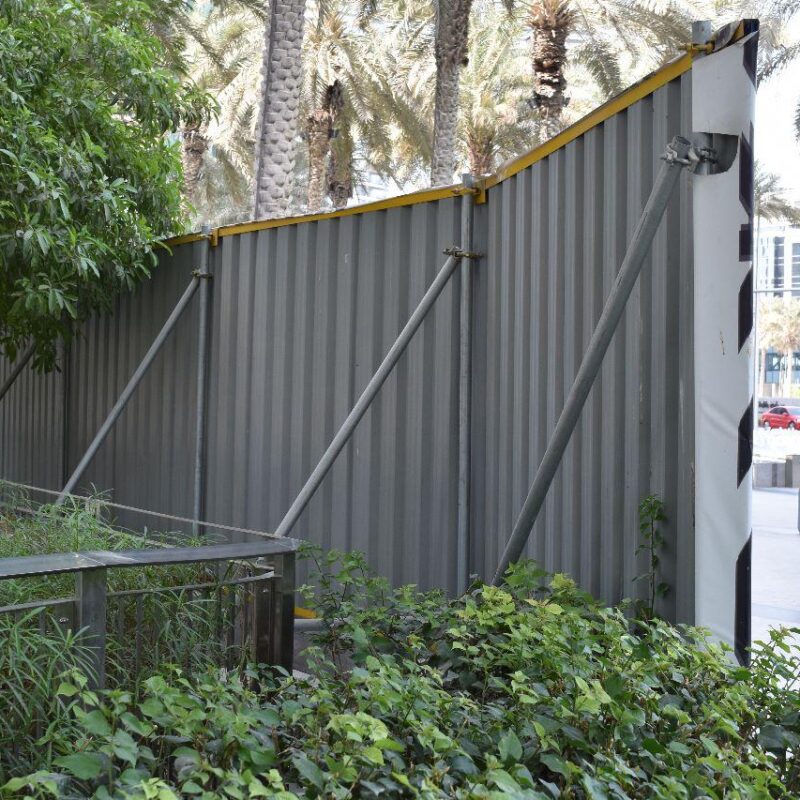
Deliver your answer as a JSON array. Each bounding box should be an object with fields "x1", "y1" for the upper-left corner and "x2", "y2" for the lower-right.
[{"x1": 76, "y1": 567, "x2": 107, "y2": 690}]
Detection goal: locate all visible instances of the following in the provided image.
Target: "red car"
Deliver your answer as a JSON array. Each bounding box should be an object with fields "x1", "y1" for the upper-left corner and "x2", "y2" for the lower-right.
[{"x1": 761, "y1": 406, "x2": 800, "y2": 430}]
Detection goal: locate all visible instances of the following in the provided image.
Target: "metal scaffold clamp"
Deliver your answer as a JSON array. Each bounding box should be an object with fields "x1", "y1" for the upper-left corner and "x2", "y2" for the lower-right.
[
  {"x1": 661, "y1": 136, "x2": 694, "y2": 168},
  {"x1": 444, "y1": 246, "x2": 483, "y2": 260},
  {"x1": 664, "y1": 132, "x2": 738, "y2": 175}
]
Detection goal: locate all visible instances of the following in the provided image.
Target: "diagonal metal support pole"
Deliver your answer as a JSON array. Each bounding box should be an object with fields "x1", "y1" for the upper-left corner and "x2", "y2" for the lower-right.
[
  {"x1": 492, "y1": 135, "x2": 694, "y2": 586},
  {"x1": 0, "y1": 342, "x2": 35, "y2": 404},
  {"x1": 57, "y1": 275, "x2": 202, "y2": 505},
  {"x1": 274, "y1": 250, "x2": 464, "y2": 538}
]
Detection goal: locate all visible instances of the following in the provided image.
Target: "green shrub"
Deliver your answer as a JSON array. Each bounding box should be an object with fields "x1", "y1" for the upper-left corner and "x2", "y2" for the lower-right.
[{"x1": 3, "y1": 553, "x2": 799, "y2": 798}]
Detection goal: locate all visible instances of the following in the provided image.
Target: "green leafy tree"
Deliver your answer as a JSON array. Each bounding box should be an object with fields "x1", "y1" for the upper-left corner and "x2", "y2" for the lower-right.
[
  {"x1": 252, "y1": 0, "x2": 309, "y2": 219},
  {"x1": 0, "y1": 0, "x2": 210, "y2": 368}
]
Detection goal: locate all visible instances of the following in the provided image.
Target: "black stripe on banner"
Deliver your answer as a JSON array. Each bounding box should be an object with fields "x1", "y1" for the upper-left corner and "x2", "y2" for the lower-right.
[
  {"x1": 742, "y1": 21, "x2": 759, "y2": 86},
  {"x1": 739, "y1": 132, "x2": 753, "y2": 217},
  {"x1": 739, "y1": 222, "x2": 752, "y2": 262},
  {"x1": 735, "y1": 534, "x2": 752, "y2": 666},
  {"x1": 737, "y1": 399, "x2": 753, "y2": 486},
  {"x1": 739, "y1": 268, "x2": 753, "y2": 350}
]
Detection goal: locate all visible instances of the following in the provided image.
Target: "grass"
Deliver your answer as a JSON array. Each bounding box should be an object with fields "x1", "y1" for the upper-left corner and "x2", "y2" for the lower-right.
[
  {"x1": 0, "y1": 492, "x2": 263, "y2": 779},
  {"x1": 0, "y1": 612, "x2": 93, "y2": 782},
  {"x1": 0, "y1": 486, "x2": 215, "y2": 607}
]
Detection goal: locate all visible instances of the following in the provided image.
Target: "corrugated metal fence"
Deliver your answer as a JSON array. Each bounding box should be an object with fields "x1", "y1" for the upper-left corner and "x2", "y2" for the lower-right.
[{"x1": 0, "y1": 58, "x2": 706, "y2": 620}]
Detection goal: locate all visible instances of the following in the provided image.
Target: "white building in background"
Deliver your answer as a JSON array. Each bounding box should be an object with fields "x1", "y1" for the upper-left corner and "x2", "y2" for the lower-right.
[
  {"x1": 756, "y1": 223, "x2": 800, "y2": 396},
  {"x1": 757, "y1": 223, "x2": 800, "y2": 297}
]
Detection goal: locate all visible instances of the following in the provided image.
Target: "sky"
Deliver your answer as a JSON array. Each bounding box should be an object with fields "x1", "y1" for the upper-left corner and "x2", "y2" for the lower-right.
[
  {"x1": 756, "y1": 66, "x2": 800, "y2": 198},
  {"x1": 755, "y1": 27, "x2": 800, "y2": 201}
]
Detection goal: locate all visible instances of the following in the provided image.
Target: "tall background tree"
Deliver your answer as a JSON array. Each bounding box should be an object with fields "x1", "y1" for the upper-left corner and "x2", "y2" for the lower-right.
[
  {"x1": 179, "y1": 0, "x2": 800, "y2": 223},
  {"x1": 755, "y1": 162, "x2": 800, "y2": 225},
  {"x1": 528, "y1": 0, "x2": 575, "y2": 138},
  {"x1": 301, "y1": 0, "x2": 400, "y2": 210},
  {"x1": 430, "y1": 0, "x2": 473, "y2": 184},
  {"x1": 0, "y1": 0, "x2": 210, "y2": 368},
  {"x1": 252, "y1": 0, "x2": 308, "y2": 218},
  {"x1": 183, "y1": 1, "x2": 265, "y2": 225}
]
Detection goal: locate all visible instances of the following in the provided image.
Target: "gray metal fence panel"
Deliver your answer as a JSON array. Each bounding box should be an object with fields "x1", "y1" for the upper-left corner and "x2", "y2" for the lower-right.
[
  {"x1": 470, "y1": 73, "x2": 694, "y2": 619},
  {"x1": 64, "y1": 242, "x2": 201, "y2": 526},
  {"x1": 205, "y1": 199, "x2": 463, "y2": 590},
  {"x1": 0, "y1": 68, "x2": 702, "y2": 614},
  {"x1": 0, "y1": 352, "x2": 63, "y2": 491}
]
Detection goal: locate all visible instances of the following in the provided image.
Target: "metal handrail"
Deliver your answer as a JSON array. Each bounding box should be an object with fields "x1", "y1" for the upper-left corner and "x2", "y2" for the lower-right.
[
  {"x1": 0, "y1": 538, "x2": 298, "y2": 687},
  {"x1": 0, "y1": 539, "x2": 297, "y2": 579}
]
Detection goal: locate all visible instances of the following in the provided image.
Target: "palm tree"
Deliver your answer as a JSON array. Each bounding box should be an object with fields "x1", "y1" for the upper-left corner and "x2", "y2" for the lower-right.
[
  {"x1": 252, "y1": 0, "x2": 309, "y2": 219},
  {"x1": 528, "y1": 0, "x2": 575, "y2": 139},
  {"x1": 755, "y1": 162, "x2": 800, "y2": 224},
  {"x1": 374, "y1": 0, "x2": 532, "y2": 180},
  {"x1": 306, "y1": 83, "x2": 343, "y2": 209},
  {"x1": 458, "y1": 4, "x2": 533, "y2": 174},
  {"x1": 182, "y1": 3, "x2": 264, "y2": 225},
  {"x1": 300, "y1": 0, "x2": 403, "y2": 209},
  {"x1": 430, "y1": 0, "x2": 474, "y2": 185},
  {"x1": 521, "y1": 0, "x2": 694, "y2": 141}
]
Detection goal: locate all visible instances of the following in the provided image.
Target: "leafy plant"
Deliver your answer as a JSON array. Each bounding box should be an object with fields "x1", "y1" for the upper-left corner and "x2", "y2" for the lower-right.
[
  {"x1": 0, "y1": 614, "x2": 94, "y2": 783},
  {"x1": 4, "y1": 554, "x2": 800, "y2": 798},
  {"x1": 634, "y1": 494, "x2": 669, "y2": 619},
  {"x1": 0, "y1": 0, "x2": 211, "y2": 368}
]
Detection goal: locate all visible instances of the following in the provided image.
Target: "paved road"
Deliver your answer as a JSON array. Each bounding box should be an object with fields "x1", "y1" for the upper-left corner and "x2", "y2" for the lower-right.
[{"x1": 753, "y1": 487, "x2": 800, "y2": 644}]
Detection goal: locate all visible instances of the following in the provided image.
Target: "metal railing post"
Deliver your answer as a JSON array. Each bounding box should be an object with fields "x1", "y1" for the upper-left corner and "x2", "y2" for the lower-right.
[
  {"x1": 57, "y1": 276, "x2": 201, "y2": 504},
  {"x1": 457, "y1": 180, "x2": 476, "y2": 591},
  {"x1": 76, "y1": 567, "x2": 107, "y2": 689},
  {"x1": 491, "y1": 136, "x2": 694, "y2": 585},
  {"x1": 0, "y1": 342, "x2": 35, "y2": 404},
  {"x1": 193, "y1": 226, "x2": 213, "y2": 536},
  {"x1": 272, "y1": 552, "x2": 295, "y2": 672},
  {"x1": 273, "y1": 250, "x2": 464, "y2": 538}
]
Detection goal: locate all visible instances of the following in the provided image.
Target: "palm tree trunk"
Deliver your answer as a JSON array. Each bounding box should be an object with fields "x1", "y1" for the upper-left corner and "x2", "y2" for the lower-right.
[
  {"x1": 307, "y1": 82, "x2": 345, "y2": 210},
  {"x1": 788, "y1": 348, "x2": 795, "y2": 397},
  {"x1": 430, "y1": 0, "x2": 472, "y2": 186},
  {"x1": 467, "y1": 134, "x2": 493, "y2": 177},
  {"x1": 181, "y1": 122, "x2": 207, "y2": 203},
  {"x1": 252, "y1": 0, "x2": 307, "y2": 220},
  {"x1": 530, "y1": 0, "x2": 574, "y2": 140},
  {"x1": 327, "y1": 146, "x2": 352, "y2": 209},
  {"x1": 306, "y1": 110, "x2": 331, "y2": 210}
]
